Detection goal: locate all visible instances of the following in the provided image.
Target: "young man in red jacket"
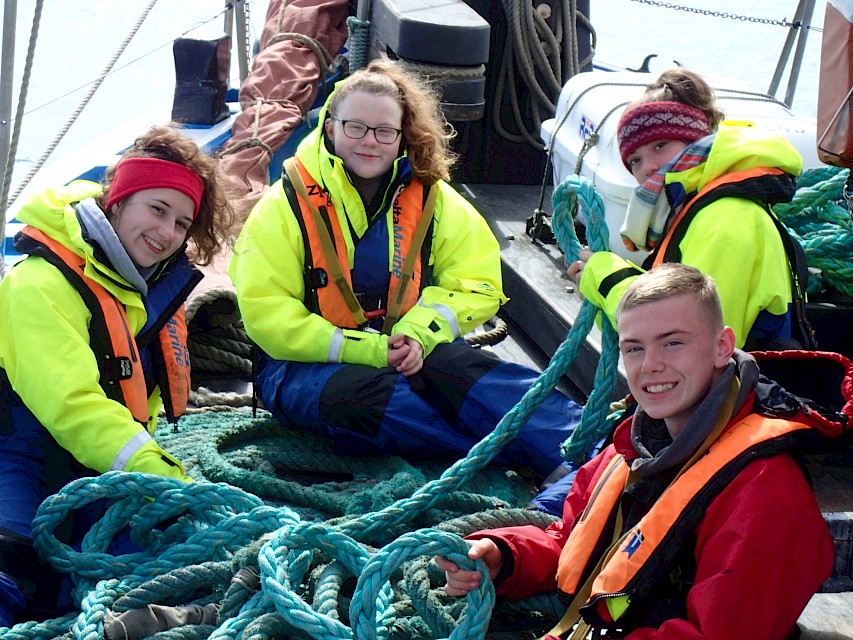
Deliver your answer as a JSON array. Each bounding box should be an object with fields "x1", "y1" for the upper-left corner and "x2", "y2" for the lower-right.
[{"x1": 436, "y1": 263, "x2": 835, "y2": 639}]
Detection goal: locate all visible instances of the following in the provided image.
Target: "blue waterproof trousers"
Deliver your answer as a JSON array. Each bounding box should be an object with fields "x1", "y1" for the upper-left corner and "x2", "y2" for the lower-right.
[
  {"x1": 0, "y1": 404, "x2": 125, "y2": 626},
  {"x1": 257, "y1": 340, "x2": 583, "y2": 480},
  {"x1": 0, "y1": 404, "x2": 60, "y2": 626}
]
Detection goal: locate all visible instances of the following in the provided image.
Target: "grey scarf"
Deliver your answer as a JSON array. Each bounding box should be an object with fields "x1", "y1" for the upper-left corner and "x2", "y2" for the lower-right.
[
  {"x1": 629, "y1": 350, "x2": 759, "y2": 479},
  {"x1": 75, "y1": 198, "x2": 156, "y2": 295}
]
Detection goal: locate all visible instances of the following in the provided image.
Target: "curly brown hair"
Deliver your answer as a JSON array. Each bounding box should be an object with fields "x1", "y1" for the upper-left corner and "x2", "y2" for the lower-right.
[
  {"x1": 97, "y1": 125, "x2": 235, "y2": 265},
  {"x1": 326, "y1": 59, "x2": 458, "y2": 184},
  {"x1": 637, "y1": 68, "x2": 726, "y2": 132}
]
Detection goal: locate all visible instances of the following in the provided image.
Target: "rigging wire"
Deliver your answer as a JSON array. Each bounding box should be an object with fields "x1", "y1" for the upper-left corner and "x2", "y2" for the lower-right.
[
  {"x1": 1, "y1": 1, "x2": 232, "y2": 218},
  {"x1": 0, "y1": 0, "x2": 44, "y2": 276}
]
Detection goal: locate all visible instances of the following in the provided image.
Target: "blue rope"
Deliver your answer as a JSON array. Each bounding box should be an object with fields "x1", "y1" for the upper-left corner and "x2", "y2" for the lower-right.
[{"x1": 551, "y1": 175, "x2": 623, "y2": 464}]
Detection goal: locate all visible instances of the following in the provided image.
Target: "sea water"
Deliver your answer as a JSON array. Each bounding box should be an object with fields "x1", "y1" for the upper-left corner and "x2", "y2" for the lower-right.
[
  {"x1": 593, "y1": 0, "x2": 826, "y2": 119},
  {"x1": 1, "y1": 0, "x2": 827, "y2": 194},
  {"x1": 2, "y1": 0, "x2": 267, "y2": 191}
]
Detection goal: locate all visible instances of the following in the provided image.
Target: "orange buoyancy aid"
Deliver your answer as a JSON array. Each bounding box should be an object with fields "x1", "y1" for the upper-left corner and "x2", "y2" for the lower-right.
[
  {"x1": 555, "y1": 414, "x2": 811, "y2": 624},
  {"x1": 16, "y1": 226, "x2": 192, "y2": 424},
  {"x1": 285, "y1": 157, "x2": 431, "y2": 331},
  {"x1": 650, "y1": 167, "x2": 788, "y2": 268}
]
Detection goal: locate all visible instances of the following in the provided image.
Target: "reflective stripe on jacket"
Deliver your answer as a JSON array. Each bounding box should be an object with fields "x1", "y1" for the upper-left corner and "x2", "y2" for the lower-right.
[{"x1": 555, "y1": 414, "x2": 811, "y2": 628}]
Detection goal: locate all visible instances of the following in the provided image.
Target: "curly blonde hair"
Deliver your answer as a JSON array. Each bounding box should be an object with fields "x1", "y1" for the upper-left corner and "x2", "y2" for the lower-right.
[
  {"x1": 638, "y1": 68, "x2": 726, "y2": 132},
  {"x1": 326, "y1": 59, "x2": 458, "y2": 184},
  {"x1": 97, "y1": 125, "x2": 235, "y2": 265}
]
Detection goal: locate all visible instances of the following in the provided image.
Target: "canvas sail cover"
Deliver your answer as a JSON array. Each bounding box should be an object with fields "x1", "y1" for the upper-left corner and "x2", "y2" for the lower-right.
[
  {"x1": 817, "y1": 0, "x2": 853, "y2": 167},
  {"x1": 219, "y1": 0, "x2": 349, "y2": 226}
]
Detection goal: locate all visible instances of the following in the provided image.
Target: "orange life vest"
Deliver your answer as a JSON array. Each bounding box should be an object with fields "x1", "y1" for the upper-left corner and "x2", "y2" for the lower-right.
[
  {"x1": 285, "y1": 157, "x2": 431, "y2": 331},
  {"x1": 651, "y1": 167, "x2": 787, "y2": 268},
  {"x1": 556, "y1": 414, "x2": 810, "y2": 624},
  {"x1": 16, "y1": 226, "x2": 191, "y2": 424}
]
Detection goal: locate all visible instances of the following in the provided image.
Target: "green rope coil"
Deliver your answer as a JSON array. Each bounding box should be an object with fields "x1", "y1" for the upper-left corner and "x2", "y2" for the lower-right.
[
  {"x1": 346, "y1": 17, "x2": 370, "y2": 72},
  {"x1": 775, "y1": 167, "x2": 853, "y2": 298}
]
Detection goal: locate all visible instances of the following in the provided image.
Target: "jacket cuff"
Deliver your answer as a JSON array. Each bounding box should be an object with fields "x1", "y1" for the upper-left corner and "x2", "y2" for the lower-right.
[
  {"x1": 579, "y1": 252, "x2": 644, "y2": 328},
  {"x1": 125, "y1": 441, "x2": 189, "y2": 481},
  {"x1": 339, "y1": 329, "x2": 387, "y2": 367}
]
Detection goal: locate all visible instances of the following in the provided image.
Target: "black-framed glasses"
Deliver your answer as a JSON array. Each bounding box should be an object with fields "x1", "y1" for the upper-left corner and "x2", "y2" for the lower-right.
[{"x1": 330, "y1": 116, "x2": 402, "y2": 145}]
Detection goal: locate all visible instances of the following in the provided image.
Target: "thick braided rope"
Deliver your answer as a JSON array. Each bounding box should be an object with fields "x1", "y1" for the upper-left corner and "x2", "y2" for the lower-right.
[
  {"x1": 775, "y1": 167, "x2": 853, "y2": 297},
  {"x1": 208, "y1": 591, "x2": 275, "y2": 640},
  {"x1": 235, "y1": 614, "x2": 287, "y2": 640},
  {"x1": 144, "y1": 625, "x2": 216, "y2": 640},
  {"x1": 313, "y1": 560, "x2": 350, "y2": 619},
  {"x1": 201, "y1": 384, "x2": 579, "y2": 638},
  {"x1": 550, "y1": 174, "x2": 623, "y2": 464},
  {"x1": 110, "y1": 561, "x2": 235, "y2": 612},
  {"x1": 0, "y1": 612, "x2": 76, "y2": 640},
  {"x1": 73, "y1": 579, "x2": 121, "y2": 640},
  {"x1": 185, "y1": 288, "x2": 252, "y2": 380},
  {"x1": 346, "y1": 17, "x2": 370, "y2": 71},
  {"x1": 351, "y1": 529, "x2": 494, "y2": 640},
  {"x1": 401, "y1": 555, "x2": 461, "y2": 637},
  {"x1": 20, "y1": 442, "x2": 540, "y2": 639},
  {"x1": 258, "y1": 522, "x2": 391, "y2": 640},
  {"x1": 30, "y1": 473, "x2": 299, "y2": 618},
  {"x1": 334, "y1": 314, "x2": 596, "y2": 540},
  {"x1": 213, "y1": 300, "x2": 603, "y2": 635}
]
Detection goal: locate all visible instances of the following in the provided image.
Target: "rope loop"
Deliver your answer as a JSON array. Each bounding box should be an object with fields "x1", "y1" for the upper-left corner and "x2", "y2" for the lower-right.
[{"x1": 551, "y1": 174, "x2": 623, "y2": 464}]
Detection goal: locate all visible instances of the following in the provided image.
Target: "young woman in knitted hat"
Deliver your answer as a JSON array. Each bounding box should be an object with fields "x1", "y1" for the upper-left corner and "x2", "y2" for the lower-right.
[
  {"x1": 567, "y1": 68, "x2": 811, "y2": 351},
  {"x1": 0, "y1": 125, "x2": 233, "y2": 624}
]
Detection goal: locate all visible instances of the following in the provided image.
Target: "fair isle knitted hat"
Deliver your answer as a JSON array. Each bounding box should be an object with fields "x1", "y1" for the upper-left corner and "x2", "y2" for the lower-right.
[{"x1": 617, "y1": 101, "x2": 711, "y2": 169}]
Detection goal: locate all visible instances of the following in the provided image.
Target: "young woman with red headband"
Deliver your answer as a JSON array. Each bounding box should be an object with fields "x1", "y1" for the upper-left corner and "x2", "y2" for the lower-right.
[{"x1": 0, "y1": 125, "x2": 233, "y2": 624}]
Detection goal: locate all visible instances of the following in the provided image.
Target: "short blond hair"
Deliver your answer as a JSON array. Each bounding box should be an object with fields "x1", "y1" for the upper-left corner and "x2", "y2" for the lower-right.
[{"x1": 618, "y1": 263, "x2": 723, "y2": 329}]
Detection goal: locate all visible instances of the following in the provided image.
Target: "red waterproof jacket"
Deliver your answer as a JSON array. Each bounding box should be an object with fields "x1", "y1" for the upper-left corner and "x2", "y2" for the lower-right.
[{"x1": 469, "y1": 350, "x2": 851, "y2": 639}]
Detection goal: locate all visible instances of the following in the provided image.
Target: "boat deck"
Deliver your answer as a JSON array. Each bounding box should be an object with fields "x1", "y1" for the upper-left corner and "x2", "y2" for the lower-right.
[{"x1": 458, "y1": 182, "x2": 629, "y2": 402}]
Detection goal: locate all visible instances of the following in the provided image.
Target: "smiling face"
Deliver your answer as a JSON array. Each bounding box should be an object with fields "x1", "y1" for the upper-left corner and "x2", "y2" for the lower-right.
[
  {"x1": 625, "y1": 138, "x2": 688, "y2": 182},
  {"x1": 109, "y1": 188, "x2": 194, "y2": 268},
  {"x1": 619, "y1": 292, "x2": 735, "y2": 438},
  {"x1": 324, "y1": 90, "x2": 404, "y2": 181}
]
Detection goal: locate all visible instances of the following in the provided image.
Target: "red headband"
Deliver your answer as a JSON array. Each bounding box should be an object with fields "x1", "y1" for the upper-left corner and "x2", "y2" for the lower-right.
[
  {"x1": 106, "y1": 157, "x2": 204, "y2": 218},
  {"x1": 617, "y1": 101, "x2": 711, "y2": 169}
]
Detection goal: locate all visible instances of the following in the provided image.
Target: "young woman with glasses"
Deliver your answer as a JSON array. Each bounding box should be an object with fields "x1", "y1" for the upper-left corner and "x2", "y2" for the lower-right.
[{"x1": 229, "y1": 60, "x2": 585, "y2": 484}]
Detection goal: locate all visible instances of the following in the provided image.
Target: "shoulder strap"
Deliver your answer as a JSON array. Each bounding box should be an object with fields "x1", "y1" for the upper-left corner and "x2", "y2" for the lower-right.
[
  {"x1": 381, "y1": 184, "x2": 437, "y2": 333},
  {"x1": 763, "y1": 210, "x2": 818, "y2": 349},
  {"x1": 544, "y1": 379, "x2": 740, "y2": 639},
  {"x1": 13, "y1": 227, "x2": 147, "y2": 422},
  {"x1": 651, "y1": 169, "x2": 816, "y2": 350}
]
